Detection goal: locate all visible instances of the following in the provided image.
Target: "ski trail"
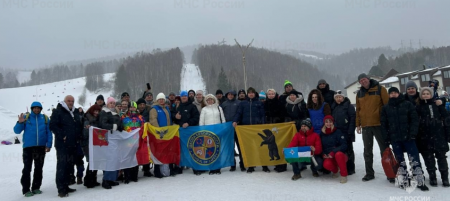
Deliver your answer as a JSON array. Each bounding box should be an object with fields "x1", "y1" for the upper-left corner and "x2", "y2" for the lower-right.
[{"x1": 180, "y1": 64, "x2": 206, "y2": 93}]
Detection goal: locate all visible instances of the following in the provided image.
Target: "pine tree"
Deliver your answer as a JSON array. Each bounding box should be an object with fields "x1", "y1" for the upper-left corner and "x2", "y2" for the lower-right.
[
  {"x1": 114, "y1": 65, "x2": 130, "y2": 97},
  {"x1": 217, "y1": 67, "x2": 232, "y2": 92}
]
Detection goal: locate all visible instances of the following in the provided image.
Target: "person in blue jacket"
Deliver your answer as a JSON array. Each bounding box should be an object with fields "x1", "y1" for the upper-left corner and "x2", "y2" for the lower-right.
[{"x1": 13, "y1": 101, "x2": 52, "y2": 197}]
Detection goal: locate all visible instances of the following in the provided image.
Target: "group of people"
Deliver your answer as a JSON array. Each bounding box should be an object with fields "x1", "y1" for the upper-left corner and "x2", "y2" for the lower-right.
[{"x1": 13, "y1": 74, "x2": 450, "y2": 197}]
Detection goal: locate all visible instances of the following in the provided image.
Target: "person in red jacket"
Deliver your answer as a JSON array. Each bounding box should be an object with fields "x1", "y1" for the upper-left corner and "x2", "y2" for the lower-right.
[{"x1": 288, "y1": 118, "x2": 324, "y2": 180}]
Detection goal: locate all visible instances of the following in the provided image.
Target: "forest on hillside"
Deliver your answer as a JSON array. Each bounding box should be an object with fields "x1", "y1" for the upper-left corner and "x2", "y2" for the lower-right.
[{"x1": 192, "y1": 44, "x2": 343, "y2": 95}]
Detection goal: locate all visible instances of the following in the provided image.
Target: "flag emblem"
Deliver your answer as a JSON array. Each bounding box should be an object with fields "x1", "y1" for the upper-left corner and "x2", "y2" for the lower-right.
[
  {"x1": 92, "y1": 128, "x2": 108, "y2": 146},
  {"x1": 188, "y1": 130, "x2": 220, "y2": 165}
]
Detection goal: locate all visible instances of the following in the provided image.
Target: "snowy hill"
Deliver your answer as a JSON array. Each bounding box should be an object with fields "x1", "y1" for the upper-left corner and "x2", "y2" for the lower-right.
[
  {"x1": 0, "y1": 73, "x2": 115, "y2": 141},
  {"x1": 180, "y1": 64, "x2": 206, "y2": 93},
  {"x1": 17, "y1": 71, "x2": 32, "y2": 84}
]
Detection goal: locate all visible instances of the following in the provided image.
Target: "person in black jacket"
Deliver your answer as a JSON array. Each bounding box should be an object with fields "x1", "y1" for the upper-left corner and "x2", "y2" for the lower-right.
[
  {"x1": 173, "y1": 91, "x2": 201, "y2": 175},
  {"x1": 222, "y1": 90, "x2": 244, "y2": 172},
  {"x1": 233, "y1": 87, "x2": 268, "y2": 173},
  {"x1": 381, "y1": 87, "x2": 429, "y2": 191},
  {"x1": 331, "y1": 90, "x2": 356, "y2": 175},
  {"x1": 98, "y1": 97, "x2": 124, "y2": 189},
  {"x1": 404, "y1": 81, "x2": 443, "y2": 107},
  {"x1": 265, "y1": 89, "x2": 288, "y2": 173},
  {"x1": 82, "y1": 104, "x2": 102, "y2": 188},
  {"x1": 320, "y1": 115, "x2": 348, "y2": 183},
  {"x1": 284, "y1": 90, "x2": 307, "y2": 131},
  {"x1": 417, "y1": 87, "x2": 450, "y2": 187},
  {"x1": 216, "y1": 89, "x2": 227, "y2": 105},
  {"x1": 317, "y1": 79, "x2": 336, "y2": 105},
  {"x1": 49, "y1": 95, "x2": 83, "y2": 197}
]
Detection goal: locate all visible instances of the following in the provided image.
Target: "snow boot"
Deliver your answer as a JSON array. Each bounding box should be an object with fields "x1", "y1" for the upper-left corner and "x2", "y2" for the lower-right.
[
  {"x1": 362, "y1": 174, "x2": 375, "y2": 182},
  {"x1": 58, "y1": 193, "x2": 69, "y2": 197},
  {"x1": 418, "y1": 184, "x2": 429, "y2": 191},
  {"x1": 102, "y1": 180, "x2": 111, "y2": 189},
  {"x1": 143, "y1": 171, "x2": 153, "y2": 177},
  {"x1": 340, "y1": 176, "x2": 347, "y2": 184},
  {"x1": 32, "y1": 189, "x2": 42, "y2": 195},
  {"x1": 332, "y1": 173, "x2": 339, "y2": 178},
  {"x1": 230, "y1": 166, "x2": 236, "y2": 172},
  {"x1": 240, "y1": 167, "x2": 246, "y2": 172},
  {"x1": 291, "y1": 174, "x2": 301, "y2": 181},
  {"x1": 428, "y1": 171, "x2": 437, "y2": 187},
  {"x1": 24, "y1": 191, "x2": 33, "y2": 197},
  {"x1": 66, "y1": 187, "x2": 76, "y2": 193},
  {"x1": 440, "y1": 170, "x2": 450, "y2": 187},
  {"x1": 247, "y1": 167, "x2": 255, "y2": 173},
  {"x1": 76, "y1": 177, "x2": 83, "y2": 185},
  {"x1": 262, "y1": 166, "x2": 270, "y2": 173},
  {"x1": 312, "y1": 171, "x2": 319, "y2": 177}
]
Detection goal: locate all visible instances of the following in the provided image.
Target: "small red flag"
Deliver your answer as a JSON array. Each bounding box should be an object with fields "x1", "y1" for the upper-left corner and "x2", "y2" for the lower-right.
[{"x1": 93, "y1": 128, "x2": 108, "y2": 146}]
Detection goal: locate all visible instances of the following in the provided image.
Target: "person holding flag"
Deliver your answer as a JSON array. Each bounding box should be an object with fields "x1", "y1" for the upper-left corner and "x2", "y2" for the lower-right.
[
  {"x1": 287, "y1": 119, "x2": 323, "y2": 180},
  {"x1": 199, "y1": 94, "x2": 226, "y2": 175}
]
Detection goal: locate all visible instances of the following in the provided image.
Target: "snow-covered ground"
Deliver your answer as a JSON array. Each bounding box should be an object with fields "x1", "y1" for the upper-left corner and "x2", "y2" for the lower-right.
[
  {"x1": 0, "y1": 67, "x2": 447, "y2": 200},
  {"x1": 0, "y1": 73, "x2": 115, "y2": 142},
  {"x1": 180, "y1": 64, "x2": 206, "y2": 94}
]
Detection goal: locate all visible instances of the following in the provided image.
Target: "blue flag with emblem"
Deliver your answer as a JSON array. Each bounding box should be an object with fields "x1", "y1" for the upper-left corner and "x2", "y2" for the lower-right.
[{"x1": 179, "y1": 122, "x2": 234, "y2": 170}]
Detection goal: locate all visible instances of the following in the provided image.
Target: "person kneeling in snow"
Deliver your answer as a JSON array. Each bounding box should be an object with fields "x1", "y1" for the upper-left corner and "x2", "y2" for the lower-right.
[
  {"x1": 14, "y1": 101, "x2": 52, "y2": 197},
  {"x1": 320, "y1": 115, "x2": 348, "y2": 183},
  {"x1": 380, "y1": 87, "x2": 429, "y2": 191},
  {"x1": 287, "y1": 118, "x2": 323, "y2": 180}
]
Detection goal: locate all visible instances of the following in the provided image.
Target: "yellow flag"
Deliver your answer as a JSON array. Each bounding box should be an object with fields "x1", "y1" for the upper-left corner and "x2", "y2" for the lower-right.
[{"x1": 235, "y1": 122, "x2": 296, "y2": 167}]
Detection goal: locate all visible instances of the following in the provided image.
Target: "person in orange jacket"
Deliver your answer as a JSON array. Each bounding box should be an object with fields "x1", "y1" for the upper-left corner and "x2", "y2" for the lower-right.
[{"x1": 287, "y1": 118, "x2": 323, "y2": 180}]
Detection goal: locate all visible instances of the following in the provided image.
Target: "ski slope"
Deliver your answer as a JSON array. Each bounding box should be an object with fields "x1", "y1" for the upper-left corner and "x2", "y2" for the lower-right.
[
  {"x1": 0, "y1": 73, "x2": 115, "y2": 142},
  {"x1": 0, "y1": 69, "x2": 447, "y2": 201},
  {"x1": 180, "y1": 64, "x2": 206, "y2": 93}
]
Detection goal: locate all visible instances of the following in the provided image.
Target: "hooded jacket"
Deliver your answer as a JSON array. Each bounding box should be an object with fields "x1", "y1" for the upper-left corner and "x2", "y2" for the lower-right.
[
  {"x1": 317, "y1": 83, "x2": 336, "y2": 105},
  {"x1": 416, "y1": 87, "x2": 450, "y2": 152},
  {"x1": 199, "y1": 94, "x2": 226, "y2": 126},
  {"x1": 14, "y1": 109, "x2": 53, "y2": 148},
  {"x1": 287, "y1": 128, "x2": 322, "y2": 155},
  {"x1": 49, "y1": 102, "x2": 83, "y2": 148},
  {"x1": 221, "y1": 91, "x2": 240, "y2": 122},
  {"x1": 380, "y1": 93, "x2": 419, "y2": 143},
  {"x1": 331, "y1": 97, "x2": 356, "y2": 142},
  {"x1": 99, "y1": 106, "x2": 122, "y2": 131},
  {"x1": 356, "y1": 79, "x2": 389, "y2": 127},
  {"x1": 285, "y1": 94, "x2": 307, "y2": 122}
]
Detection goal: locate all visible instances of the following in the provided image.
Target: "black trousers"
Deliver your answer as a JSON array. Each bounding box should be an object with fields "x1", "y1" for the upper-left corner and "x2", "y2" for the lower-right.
[
  {"x1": 124, "y1": 166, "x2": 139, "y2": 181},
  {"x1": 21, "y1": 146, "x2": 46, "y2": 194},
  {"x1": 346, "y1": 140, "x2": 355, "y2": 173},
  {"x1": 55, "y1": 146, "x2": 76, "y2": 194},
  {"x1": 233, "y1": 132, "x2": 244, "y2": 168},
  {"x1": 421, "y1": 150, "x2": 449, "y2": 172}
]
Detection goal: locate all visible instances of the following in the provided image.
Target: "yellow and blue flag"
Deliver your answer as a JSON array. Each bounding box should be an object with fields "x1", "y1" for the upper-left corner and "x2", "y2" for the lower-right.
[{"x1": 179, "y1": 122, "x2": 234, "y2": 170}]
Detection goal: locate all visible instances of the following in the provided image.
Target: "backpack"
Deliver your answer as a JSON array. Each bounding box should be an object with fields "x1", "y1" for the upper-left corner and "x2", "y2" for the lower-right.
[{"x1": 25, "y1": 113, "x2": 49, "y2": 124}]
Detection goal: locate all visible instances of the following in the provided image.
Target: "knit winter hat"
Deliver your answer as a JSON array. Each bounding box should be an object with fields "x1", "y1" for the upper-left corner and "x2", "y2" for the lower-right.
[
  {"x1": 180, "y1": 91, "x2": 188, "y2": 97},
  {"x1": 96, "y1": 95, "x2": 104, "y2": 101},
  {"x1": 334, "y1": 90, "x2": 345, "y2": 99},
  {"x1": 145, "y1": 91, "x2": 153, "y2": 97},
  {"x1": 318, "y1": 79, "x2": 327, "y2": 85},
  {"x1": 156, "y1": 93, "x2": 166, "y2": 101},
  {"x1": 284, "y1": 80, "x2": 293, "y2": 88},
  {"x1": 419, "y1": 87, "x2": 434, "y2": 100},
  {"x1": 188, "y1": 90, "x2": 196, "y2": 95},
  {"x1": 238, "y1": 89, "x2": 246, "y2": 95},
  {"x1": 259, "y1": 91, "x2": 266, "y2": 100},
  {"x1": 131, "y1": 101, "x2": 137, "y2": 108},
  {"x1": 169, "y1": 92, "x2": 176, "y2": 96},
  {"x1": 323, "y1": 115, "x2": 335, "y2": 123},
  {"x1": 388, "y1": 87, "x2": 400, "y2": 94},
  {"x1": 216, "y1": 89, "x2": 224, "y2": 95},
  {"x1": 107, "y1": 97, "x2": 116, "y2": 104},
  {"x1": 301, "y1": 118, "x2": 312, "y2": 129},
  {"x1": 405, "y1": 81, "x2": 418, "y2": 91},
  {"x1": 136, "y1": 98, "x2": 146, "y2": 105},
  {"x1": 121, "y1": 92, "x2": 130, "y2": 99},
  {"x1": 196, "y1": 90, "x2": 203, "y2": 95},
  {"x1": 289, "y1": 90, "x2": 299, "y2": 97},
  {"x1": 247, "y1": 87, "x2": 256, "y2": 94},
  {"x1": 357, "y1": 73, "x2": 370, "y2": 82}
]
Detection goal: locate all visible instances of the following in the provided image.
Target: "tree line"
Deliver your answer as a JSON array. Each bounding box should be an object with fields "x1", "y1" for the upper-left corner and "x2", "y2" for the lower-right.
[
  {"x1": 114, "y1": 48, "x2": 184, "y2": 100},
  {"x1": 192, "y1": 44, "x2": 344, "y2": 95}
]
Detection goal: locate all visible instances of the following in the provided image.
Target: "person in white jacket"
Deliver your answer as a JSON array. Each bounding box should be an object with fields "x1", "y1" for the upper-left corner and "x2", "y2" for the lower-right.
[{"x1": 199, "y1": 94, "x2": 226, "y2": 175}]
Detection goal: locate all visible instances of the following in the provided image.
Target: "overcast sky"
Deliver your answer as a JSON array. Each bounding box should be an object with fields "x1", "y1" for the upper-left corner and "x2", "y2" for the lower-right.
[{"x1": 1, "y1": 0, "x2": 449, "y2": 69}]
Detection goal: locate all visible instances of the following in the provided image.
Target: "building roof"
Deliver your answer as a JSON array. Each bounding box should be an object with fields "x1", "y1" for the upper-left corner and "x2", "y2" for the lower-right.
[{"x1": 380, "y1": 76, "x2": 398, "y2": 84}]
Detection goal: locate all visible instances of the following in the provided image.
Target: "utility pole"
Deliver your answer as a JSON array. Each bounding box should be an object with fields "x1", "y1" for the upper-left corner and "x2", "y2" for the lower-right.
[{"x1": 235, "y1": 38, "x2": 254, "y2": 90}]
